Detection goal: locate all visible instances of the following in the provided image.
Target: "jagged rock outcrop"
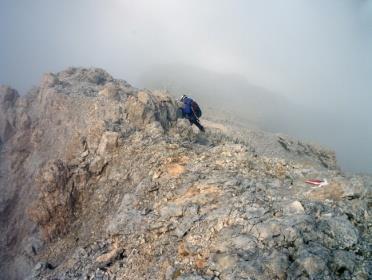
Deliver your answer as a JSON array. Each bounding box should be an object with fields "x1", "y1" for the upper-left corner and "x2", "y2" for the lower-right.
[
  {"x1": 0, "y1": 68, "x2": 370, "y2": 280},
  {"x1": 0, "y1": 85, "x2": 19, "y2": 143}
]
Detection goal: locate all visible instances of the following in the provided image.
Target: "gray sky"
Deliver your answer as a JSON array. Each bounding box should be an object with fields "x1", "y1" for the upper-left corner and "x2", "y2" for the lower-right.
[{"x1": 1, "y1": 0, "x2": 371, "y2": 173}]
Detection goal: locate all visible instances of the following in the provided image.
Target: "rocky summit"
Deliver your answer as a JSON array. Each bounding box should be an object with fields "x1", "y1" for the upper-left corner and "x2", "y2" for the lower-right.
[{"x1": 0, "y1": 68, "x2": 371, "y2": 280}]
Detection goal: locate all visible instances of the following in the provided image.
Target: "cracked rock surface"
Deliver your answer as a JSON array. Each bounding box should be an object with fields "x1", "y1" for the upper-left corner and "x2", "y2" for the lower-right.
[{"x1": 0, "y1": 68, "x2": 371, "y2": 280}]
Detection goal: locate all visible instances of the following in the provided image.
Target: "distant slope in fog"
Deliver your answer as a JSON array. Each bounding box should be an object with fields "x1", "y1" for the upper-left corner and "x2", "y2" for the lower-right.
[
  {"x1": 139, "y1": 64, "x2": 312, "y2": 140},
  {"x1": 139, "y1": 64, "x2": 371, "y2": 174}
]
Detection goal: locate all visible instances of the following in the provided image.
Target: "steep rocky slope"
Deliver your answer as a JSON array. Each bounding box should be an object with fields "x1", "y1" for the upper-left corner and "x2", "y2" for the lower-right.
[{"x1": 0, "y1": 68, "x2": 370, "y2": 280}]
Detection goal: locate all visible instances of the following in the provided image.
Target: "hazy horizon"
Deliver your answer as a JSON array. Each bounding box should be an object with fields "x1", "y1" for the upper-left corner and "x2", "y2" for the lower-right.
[{"x1": 1, "y1": 0, "x2": 371, "y2": 173}]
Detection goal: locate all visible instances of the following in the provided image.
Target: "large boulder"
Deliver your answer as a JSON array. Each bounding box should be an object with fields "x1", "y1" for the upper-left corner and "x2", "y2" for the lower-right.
[
  {"x1": 125, "y1": 90, "x2": 177, "y2": 130},
  {"x1": 318, "y1": 216, "x2": 359, "y2": 249}
]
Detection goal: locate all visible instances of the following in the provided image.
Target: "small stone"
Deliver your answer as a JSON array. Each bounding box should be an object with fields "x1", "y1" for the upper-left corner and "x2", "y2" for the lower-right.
[
  {"x1": 284, "y1": 201, "x2": 305, "y2": 215},
  {"x1": 165, "y1": 266, "x2": 177, "y2": 280},
  {"x1": 331, "y1": 250, "x2": 356, "y2": 275},
  {"x1": 95, "y1": 242, "x2": 123, "y2": 268},
  {"x1": 213, "y1": 253, "x2": 238, "y2": 271},
  {"x1": 18, "y1": 112, "x2": 31, "y2": 129},
  {"x1": 89, "y1": 156, "x2": 107, "y2": 174},
  {"x1": 160, "y1": 203, "x2": 183, "y2": 219},
  {"x1": 98, "y1": 83, "x2": 119, "y2": 99},
  {"x1": 97, "y1": 131, "x2": 119, "y2": 156},
  {"x1": 290, "y1": 251, "x2": 328, "y2": 279}
]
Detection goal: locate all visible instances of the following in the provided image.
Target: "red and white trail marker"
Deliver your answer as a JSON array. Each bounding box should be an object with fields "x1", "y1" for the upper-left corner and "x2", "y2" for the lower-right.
[{"x1": 305, "y1": 179, "x2": 329, "y2": 187}]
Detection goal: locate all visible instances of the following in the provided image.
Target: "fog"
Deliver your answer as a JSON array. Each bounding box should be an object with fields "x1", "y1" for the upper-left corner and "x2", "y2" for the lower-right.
[{"x1": 0, "y1": 0, "x2": 371, "y2": 173}]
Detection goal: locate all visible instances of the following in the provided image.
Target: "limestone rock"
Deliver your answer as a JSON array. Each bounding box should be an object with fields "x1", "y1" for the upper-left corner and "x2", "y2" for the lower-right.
[
  {"x1": 98, "y1": 83, "x2": 119, "y2": 99},
  {"x1": 0, "y1": 85, "x2": 19, "y2": 142},
  {"x1": 96, "y1": 131, "x2": 119, "y2": 156},
  {"x1": 41, "y1": 73, "x2": 58, "y2": 88},
  {"x1": 331, "y1": 250, "x2": 356, "y2": 277},
  {"x1": 318, "y1": 217, "x2": 359, "y2": 249},
  {"x1": 0, "y1": 67, "x2": 370, "y2": 280},
  {"x1": 27, "y1": 160, "x2": 74, "y2": 240},
  {"x1": 89, "y1": 156, "x2": 108, "y2": 174},
  {"x1": 284, "y1": 200, "x2": 305, "y2": 215},
  {"x1": 0, "y1": 85, "x2": 19, "y2": 110}
]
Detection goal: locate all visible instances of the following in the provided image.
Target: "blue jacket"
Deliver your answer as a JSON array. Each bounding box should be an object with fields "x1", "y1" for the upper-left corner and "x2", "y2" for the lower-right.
[
  {"x1": 182, "y1": 97, "x2": 194, "y2": 115},
  {"x1": 181, "y1": 97, "x2": 198, "y2": 122}
]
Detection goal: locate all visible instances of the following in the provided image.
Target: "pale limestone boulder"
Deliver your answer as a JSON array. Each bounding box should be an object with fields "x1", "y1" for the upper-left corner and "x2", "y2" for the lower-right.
[{"x1": 97, "y1": 131, "x2": 119, "y2": 156}]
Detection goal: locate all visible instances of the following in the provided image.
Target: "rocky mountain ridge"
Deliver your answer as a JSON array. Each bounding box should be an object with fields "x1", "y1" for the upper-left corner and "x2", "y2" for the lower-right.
[{"x1": 0, "y1": 68, "x2": 370, "y2": 280}]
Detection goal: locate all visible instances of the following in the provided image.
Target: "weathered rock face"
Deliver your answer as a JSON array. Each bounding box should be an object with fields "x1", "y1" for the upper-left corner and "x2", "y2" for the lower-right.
[
  {"x1": 0, "y1": 85, "x2": 19, "y2": 143},
  {"x1": 28, "y1": 160, "x2": 74, "y2": 240},
  {"x1": 0, "y1": 68, "x2": 371, "y2": 280}
]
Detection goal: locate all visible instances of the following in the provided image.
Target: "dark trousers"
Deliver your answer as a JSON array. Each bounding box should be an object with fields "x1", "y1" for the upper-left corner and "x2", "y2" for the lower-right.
[
  {"x1": 188, "y1": 118, "x2": 205, "y2": 132},
  {"x1": 182, "y1": 111, "x2": 205, "y2": 132}
]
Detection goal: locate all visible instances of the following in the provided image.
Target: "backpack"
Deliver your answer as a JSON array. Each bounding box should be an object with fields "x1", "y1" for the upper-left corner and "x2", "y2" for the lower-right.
[{"x1": 191, "y1": 101, "x2": 202, "y2": 118}]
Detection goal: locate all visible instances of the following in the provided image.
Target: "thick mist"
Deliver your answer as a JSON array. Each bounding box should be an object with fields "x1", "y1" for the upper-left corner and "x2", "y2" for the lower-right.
[{"x1": 0, "y1": 0, "x2": 371, "y2": 173}]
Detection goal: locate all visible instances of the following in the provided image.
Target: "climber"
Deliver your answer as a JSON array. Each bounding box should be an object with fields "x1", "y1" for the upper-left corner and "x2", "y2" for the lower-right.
[{"x1": 180, "y1": 95, "x2": 205, "y2": 132}]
